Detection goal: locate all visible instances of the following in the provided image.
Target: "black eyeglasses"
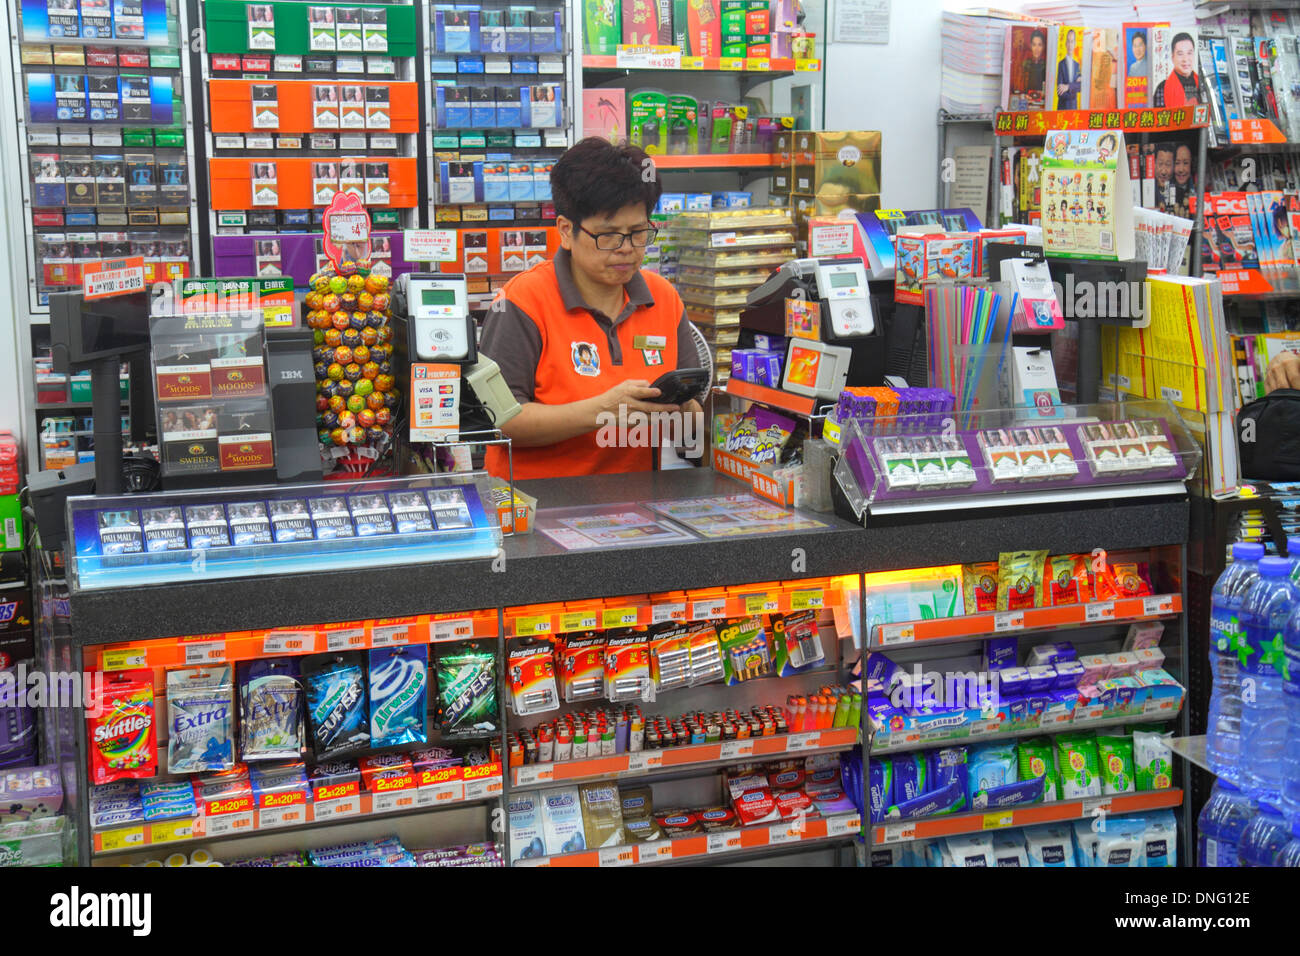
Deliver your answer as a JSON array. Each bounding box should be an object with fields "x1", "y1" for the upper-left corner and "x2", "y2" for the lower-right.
[{"x1": 577, "y1": 225, "x2": 658, "y2": 251}]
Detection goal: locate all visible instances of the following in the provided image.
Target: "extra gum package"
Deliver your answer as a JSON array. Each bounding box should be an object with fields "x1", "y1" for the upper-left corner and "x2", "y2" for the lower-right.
[
  {"x1": 508, "y1": 644, "x2": 560, "y2": 716},
  {"x1": 166, "y1": 665, "x2": 235, "y2": 774},
  {"x1": 88, "y1": 669, "x2": 158, "y2": 785}
]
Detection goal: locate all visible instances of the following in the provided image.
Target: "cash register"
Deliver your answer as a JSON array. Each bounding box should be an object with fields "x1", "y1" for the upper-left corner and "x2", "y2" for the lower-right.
[{"x1": 740, "y1": 256, "x2": 881, "y2": 398}]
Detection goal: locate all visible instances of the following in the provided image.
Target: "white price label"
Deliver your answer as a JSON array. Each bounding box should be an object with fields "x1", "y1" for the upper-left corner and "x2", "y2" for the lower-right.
[
  {"x1": 516, "y1": 765, "x2": 553, "y2": 786},
  {"x1": 720, "y1": 739, "x2": 754, "y2": 760},
  {"x1": 838, "y1": 815, "x2": 861, "y2": 835},
  {"x1": 415, "y1": 787, "x2": 436, "y2": 807},
  {"x1": 258, "y1": 804, "x2": 305, "y2": 829},
  {"x1": 1077, "y1": 705, "x2": 1107, "y2": 723},
  {"x1": 785, "y1": 732, "x2": 819, "y2": 752},
  {"x1": 432, "y1": 617, "x2": 474, "y2": 642},
  {"x1": 881, "y1": 822, "x2": 916, "y2": 844},
  {"x1": 403, "y1": 229, "x2": 458, "y2": 263},
  {"x1": 994, "y1": 611, "x2": 1024, "y2": 632},
  {"x1": 707, "y1": 831, "x2": 742, "y2": 854},
  {"x1": 464, "y1": 777, "x2": 497, "y2": 800},
  {"x1": 1082, "y1": 796, "x2": 1113, "y2": 816},
  {"x1": 599, "y1": 845, "x2": 637, "y2": 867},
  {"x1": 373, "y1": 790, "x2": 419, "y2": 814},
  {"x1": 652, "y1": 602, "x2": 686, "y2": 624},
  {"x1": 204, "y1": 811, "x2": 253, "y2": 837},
  {"x1": 262, "y1": 630, "x2": 316, "y2": 655},
  {"x1": 615, "y1": 44, "x2": 681, "y2": 69},
  {"x1": 429, "y1": 781, "x2": 466, "y2": 804},
  {"x1": 1085, "y1": 601, "x2": 1115, "y2": 623},
  {"x1": 970, "y1": 720, "x2": 999, "y2": 736},
  {"x1": 691, "y1": 598, "x2": 727, "y2": 620},
  {"x1": 315, "y1": 797, "x2": 359, "y2": 820},
  {"x1": 768, "y1": 823, "x2": 799, "y2": 845},
  {"x1": 878, "y1": 623, "x2": 915, "y2": 646},
  {"x1": 710, "y1": 231, "x2": 737, "y2": 248},
  {"x1": 326, "y1": 628, "x2": 366, "y2": 651},
  {"x1": 1144, "y1": 696, "x2": 1171, "y2": 715},
  {"x1": 649, "y1": 841, "x2": 675, "y2": 861},
  {"x1": 626, "y1": 751, "x2": 663, "y2": 773},
  {"x1": 184, "y1": 641, "x2": 225, "y2": 665},
  {"x1": 370, "y1": 624, "x2": 412, "y2": 647},
  {"x1": 1143, "y1": 595, "x2": 1174, "y2": 616}
]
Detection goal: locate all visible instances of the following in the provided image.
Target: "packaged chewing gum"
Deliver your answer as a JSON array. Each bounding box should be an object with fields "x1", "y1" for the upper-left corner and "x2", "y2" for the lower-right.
[
  {"x1": 238, "y1": 657, "x2": 304, "y2": 761},
  {"x1": 508, "y1": 644, "x2": 560, "y2": 716},
  {"x1": 368, "y1": 645, "x2": 428, "y2": 748},
  {"x1": 166, "y1": 665, "x2": 235, "y2": 774},
  {"x1": 303, "y1": 652, "x2": 371, "y2": 761},
  {"x1": 436, "y1": 642, "x2": 499, "y2": 737},
  {"x1": 87, "y1": 669, "x2": 157, "y2": 785}
]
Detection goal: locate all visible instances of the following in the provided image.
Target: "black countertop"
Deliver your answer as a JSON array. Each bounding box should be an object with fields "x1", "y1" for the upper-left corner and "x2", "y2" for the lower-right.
[{"x1": 67, "y1": 469, "x2": 1190, "y2": 644}]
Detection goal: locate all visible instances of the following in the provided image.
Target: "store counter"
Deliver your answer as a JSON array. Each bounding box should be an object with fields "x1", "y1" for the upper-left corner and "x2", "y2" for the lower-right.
[{"x1": 65, "y1": 468, "x2": 1190, "y2": 644}]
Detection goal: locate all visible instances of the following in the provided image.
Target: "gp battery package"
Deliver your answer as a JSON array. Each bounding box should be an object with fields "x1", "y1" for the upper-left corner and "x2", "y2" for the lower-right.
[
  {"x1": 558, "y1": 634, "x2": 605, "y2": 703},
  {"x1": 604, "y1": 633, "x2": 651, "y2": 702},
  {"x1": 771, "y1": 609, "x2": 825, "y2": 675},
  {"x1": 238, "y1": 656, "x2": 304, "y2": 761},
  {"x1": 718, "y1": 616, "x2": 772, "y2": 684},
  {"x1": 435, "y1": 641, "x2": 500, "y2": 737},
  {"x1": 629, "y1": 89, "x2": 668, "y2": 155},
  {"x1": 87, "y1": 669, "x2": 157, "y2": 785},
  {"x1": 302, "y1": 651, "x2": 371, "y2": 761},
  {"x1": 368, "y1": 645, "x2": 428, "y2": 748},
  {"x1": 578, "y1": 782, "x2": 625, "y2": 848},
  {"x1": 166, "y1": 665, "x2": 235, "y2": 774},
  {"x1": 507, "y1": 643, "x2": 559, "y2": 715}
]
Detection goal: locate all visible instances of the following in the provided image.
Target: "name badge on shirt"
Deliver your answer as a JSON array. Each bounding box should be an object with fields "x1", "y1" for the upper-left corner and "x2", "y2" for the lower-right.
[{"x1": 634, "y1": 335, "x2": 667, "y2": 350}]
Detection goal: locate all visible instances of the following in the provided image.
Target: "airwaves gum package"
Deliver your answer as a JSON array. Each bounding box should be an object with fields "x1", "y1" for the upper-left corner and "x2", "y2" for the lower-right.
[
  {"x1": 508, "y1": 644, "x2": 560, "y2": 715},
  {"x1": 368, "y1": 645, "x2": 428, "y2": 748},
  {"x1": 166, "y1": 665, "x2": 235, "y2": 774},
  {"x1": 436, "y1": 642, "x2": 499, "y2": 737},
  {"x1": 238, "y1": 657, "x2": 304, "y2": 761},
  {"x1": 303, "y1": 652, "x2": 371, "y2": 761},
  {"x1": 88, "y1": 669, "x2": 158, "y2": 785}
]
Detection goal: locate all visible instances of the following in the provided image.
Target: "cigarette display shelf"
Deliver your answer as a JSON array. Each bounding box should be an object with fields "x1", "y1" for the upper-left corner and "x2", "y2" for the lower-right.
[
  {"x1": 515, "y1": 810, "x2": 859, "y2": 867},
  {"x1": 90, "y1": 765, "x2": 504, "y2": 857},
  {"x1": 505, "y1": 576, "x2": 842, "y2": 638},
  {"x1": 512, "y1": 726, "x2": 858, "y2": 788},
  {"x1": 871, "y1": 705, "x2": 1182, "y2": 756},
  {"x1": 88, "y1": 609, "x2": 500, "y2": 671},
  {"x1": 869, "y1": 594, "x2": 1182, "y2": 651},
  {"x1": 871, "y1": 788, "x2": 1184, "y2": 845}
]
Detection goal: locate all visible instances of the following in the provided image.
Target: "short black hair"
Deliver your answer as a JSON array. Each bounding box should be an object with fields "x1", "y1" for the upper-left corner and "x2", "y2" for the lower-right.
[
  {"x1": 551, "y1": 137, "x2": 663, "y2": 225},
  {"x1": 1172, "y1": 32, "x2": 1194, "y2": 51}
]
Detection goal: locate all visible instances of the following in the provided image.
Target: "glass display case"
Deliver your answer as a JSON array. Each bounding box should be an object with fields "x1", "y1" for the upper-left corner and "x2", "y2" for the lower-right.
[
  {"x1": 833, "y1": 399, "x2": 1203, "y2": 518},
  {"x1": 67, "y1": 472, "x2": 503, "y2": 591}
]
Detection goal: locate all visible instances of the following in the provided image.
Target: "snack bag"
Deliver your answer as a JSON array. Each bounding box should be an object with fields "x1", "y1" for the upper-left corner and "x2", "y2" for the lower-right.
[
  {"x1": 1112, "y1": 561, "x2": 1155, "y2": 598},
  {"x1": 1044, "y1": 554, "x2": 1092, "y2": 606},
  {"x1": 997, "y1": 550, "x2": 1048, "y2": 610},
  {"x1": 303, "y1": 652, "x2": 371, "y2": 761},
  {"x1": 437, "y1": 642, "x2": 499, "y2": 736},
  {"x1": 723, "y1": 407, "x2": 796, "y2": 466},
  {"x1": 1097, "y1": 734, "x2": 1136, "y2": 794},
  {"x1": 368, "y1": 645, "x2": 428, "y2": 748},
  {"x1": 166, "y1": 665, "x2": 235, "y2": 774},
  {"x1": 963, "y1": 562, "x2": 999, "y2": 614},
  {"x1": 88, "y1": 669, "x2": 158, "y2": 785}
]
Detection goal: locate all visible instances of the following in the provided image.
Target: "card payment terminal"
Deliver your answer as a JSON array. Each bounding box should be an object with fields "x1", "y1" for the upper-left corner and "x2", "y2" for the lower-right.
[{"x1": 397, "y1": 272, "x2": 476, "y2": 364}]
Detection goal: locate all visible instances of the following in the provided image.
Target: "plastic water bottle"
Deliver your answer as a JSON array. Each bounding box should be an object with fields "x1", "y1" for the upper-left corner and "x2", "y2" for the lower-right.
[
  {"x1": 1278, "y1": 817, "x2": 1300, "y2": 867},
  {"x1": 1208, "y1": 542, "x2": 1264, "y2": 783},
  {"x1": 1198, "y1": 781, "x2": 1255, "y2": 867},
  {"x1": 1239, "y1": 556, "x2": 1296, "y2": 801},
  {"x1": 1238, "y1": 800, "x2": 1290, "y2": 866}
]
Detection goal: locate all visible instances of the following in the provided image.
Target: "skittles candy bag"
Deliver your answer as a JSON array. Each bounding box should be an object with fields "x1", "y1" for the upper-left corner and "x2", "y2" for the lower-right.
[{"x1": 88, "y1": 669, "x2": 158, "y2": 785}]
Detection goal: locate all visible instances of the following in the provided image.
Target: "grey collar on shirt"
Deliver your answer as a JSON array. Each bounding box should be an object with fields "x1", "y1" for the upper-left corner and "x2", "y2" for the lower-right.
[{"x1": 553, "y1": 247, "x2": 655, "y2": 324}]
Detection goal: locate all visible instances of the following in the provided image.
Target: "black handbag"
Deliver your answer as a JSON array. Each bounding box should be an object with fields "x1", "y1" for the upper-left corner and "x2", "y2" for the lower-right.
[{"x1": 1238, "y1": 388, "x2": 1300, "y2": 480}]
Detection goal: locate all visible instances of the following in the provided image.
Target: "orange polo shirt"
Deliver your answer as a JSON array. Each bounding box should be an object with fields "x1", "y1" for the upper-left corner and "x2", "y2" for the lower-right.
[{"x1": 479, "y1": 248, "x2": 697, "y2": 480}]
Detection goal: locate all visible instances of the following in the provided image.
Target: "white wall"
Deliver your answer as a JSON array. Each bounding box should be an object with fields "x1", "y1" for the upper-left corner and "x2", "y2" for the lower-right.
[{"x1": 821, "y1": 0, "x2": 947, "y2": 210}]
